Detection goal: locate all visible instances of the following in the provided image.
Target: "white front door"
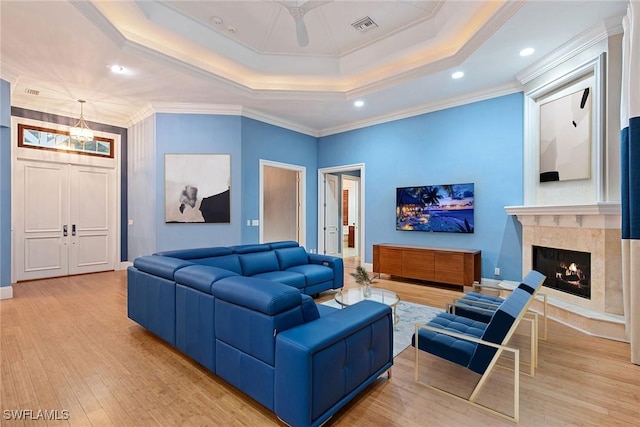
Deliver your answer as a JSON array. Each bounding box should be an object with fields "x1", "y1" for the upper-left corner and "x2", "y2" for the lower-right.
[
  {"x1": 324, "y1": 173, "x2": 339, "y2": 255},
  {"x1": 15, "y1": 161, "x2": 70, "y2": 280},
  {"x1": 15, "y1": 161, "x2": 116, "y2": 281}
]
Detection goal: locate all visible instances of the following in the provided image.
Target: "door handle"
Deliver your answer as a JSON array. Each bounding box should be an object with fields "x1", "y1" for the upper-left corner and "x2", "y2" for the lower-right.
[
  {"x1": 72, "y1": 224, "x2": 76, "y2": 236},
  {"x1": 63, "y1": 225, "x2": 68, "y2": 237}
]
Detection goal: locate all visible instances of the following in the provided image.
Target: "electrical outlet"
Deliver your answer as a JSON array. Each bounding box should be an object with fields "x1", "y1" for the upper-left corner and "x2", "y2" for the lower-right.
[{"x1": 494, "y1": 267, "x2": 501, "y2": 276}]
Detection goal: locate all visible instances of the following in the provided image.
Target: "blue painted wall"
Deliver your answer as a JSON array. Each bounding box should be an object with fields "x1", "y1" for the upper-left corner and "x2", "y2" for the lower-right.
[
  {"x1": 318, "y1": 93, "x2": 525, "y2": 281},
  {"x1": 240, "y1": 117, "x2": 319, "y2": 250},
  {"x1": 154, "y1": 113, "x2": 243, "y2": 251},
  {"x1": 0, "y1": 79, "x2": 10, "y2": 288}
]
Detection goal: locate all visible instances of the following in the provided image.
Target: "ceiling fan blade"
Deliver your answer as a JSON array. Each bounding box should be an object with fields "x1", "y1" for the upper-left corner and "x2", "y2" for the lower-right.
[
  {"x1": 279, "y1": 1, "x2": 329, "y2": 47},
  {"x1": 294, "y1": 14, "x2": 309, "y2": 47}
]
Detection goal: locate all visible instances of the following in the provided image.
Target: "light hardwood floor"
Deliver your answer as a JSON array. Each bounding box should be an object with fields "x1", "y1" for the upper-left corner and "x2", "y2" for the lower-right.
[{"x1": 1, "y1": 259, "x2": 639, "y2": 426}]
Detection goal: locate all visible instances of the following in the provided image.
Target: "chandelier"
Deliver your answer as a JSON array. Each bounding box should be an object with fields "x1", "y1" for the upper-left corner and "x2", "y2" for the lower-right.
[{"x1": 69, "y1": 99, "x2": 94, "y2": 143}]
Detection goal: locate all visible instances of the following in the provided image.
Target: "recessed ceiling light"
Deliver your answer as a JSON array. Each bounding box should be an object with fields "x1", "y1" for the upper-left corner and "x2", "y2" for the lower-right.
[
  {"x1": 109, "y1": 64, "x2": 125, "y2": 73},
  {"x1": 211, "y1": 16, "x2": 223, "y2": 25},
  {"x1": 451, "y1": 71, "x2": 464, "y2": 79},
  {"x1": 354, "y1": 100, "x2": 364, "y2": 108},
  {"x1": 520, "y1": 47, "x2": 535, "y2": 57},
  {"x1": 227, "y1": 25, "x2": 237, "y2": 34}
]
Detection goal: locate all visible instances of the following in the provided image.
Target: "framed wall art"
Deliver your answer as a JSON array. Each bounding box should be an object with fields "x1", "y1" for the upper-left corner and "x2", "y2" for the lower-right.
[
  {"x1": 539, "y1": 86, "x2": 592, "y2": 182},
  {"x1": 165, "y1": 154, "x2": 231, "y2": 223}
]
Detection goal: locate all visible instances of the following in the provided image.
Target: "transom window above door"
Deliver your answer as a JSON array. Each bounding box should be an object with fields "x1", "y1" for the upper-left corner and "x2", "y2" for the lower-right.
[{"x1": 18, "y1": 124, "x2": 114, "y2": 158}]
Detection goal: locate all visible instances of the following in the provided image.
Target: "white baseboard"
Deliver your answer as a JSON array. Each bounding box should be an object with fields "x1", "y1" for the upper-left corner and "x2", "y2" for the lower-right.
[
  {"x1": 117, "y1": 261, "x2": 133, "y2": 270},
  {"x1": 0, "y1": 286, "x2": 14, "y2": 300}
]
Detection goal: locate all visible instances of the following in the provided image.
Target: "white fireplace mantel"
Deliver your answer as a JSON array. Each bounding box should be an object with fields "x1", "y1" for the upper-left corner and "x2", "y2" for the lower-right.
[{"x1": 505, "y1": 202, "x2": 621, "y2": 229}]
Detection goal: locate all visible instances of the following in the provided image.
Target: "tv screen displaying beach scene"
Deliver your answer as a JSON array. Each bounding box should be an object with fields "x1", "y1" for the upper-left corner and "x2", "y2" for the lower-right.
[{"x1": 396, "y1": 183, "x2": 474, "y2": 233}]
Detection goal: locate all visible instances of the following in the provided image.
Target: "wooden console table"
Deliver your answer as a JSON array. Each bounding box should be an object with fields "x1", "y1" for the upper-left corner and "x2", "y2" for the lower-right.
[{"x1": 373, "y1": 244, "x2": 481, "y2": 287}]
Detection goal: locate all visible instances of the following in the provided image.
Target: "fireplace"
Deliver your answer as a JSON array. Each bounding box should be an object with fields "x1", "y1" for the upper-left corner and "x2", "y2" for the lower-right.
[
  {"x1": 532, "y1": 245, "x2": 591, "y2": 299},
  {"x1": 505, "y1": 203, "x2": 622, "y2": 317}
]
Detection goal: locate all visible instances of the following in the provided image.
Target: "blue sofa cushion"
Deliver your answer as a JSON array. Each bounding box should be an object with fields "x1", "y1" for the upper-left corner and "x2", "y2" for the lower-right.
[
  {"x1": 300, "y1": 294, "x2": 320, "y2": 322},
  {"x1": 213, "y1": 276, "x2": 306, "y2": 367},
  {"x1": 269, "y1": 240, "x2": 300, "y2": 250},
  {"x1": 133, "y1": 255, "x2": 193, "y2": 280},
  {"x1": 276, "y1": 247, "x2": 309, "y2": 270},
  {"x1": 154, "y1": 247, "x2": 233, "y2": 259},
  {"x1": 287, "y1": 264, "x2": 333, "y2": 285},
  {"x1": 197, "y1": 254, "x2": 243, "y2": 274},
  {"x1": 232, "y1": 243, "x2": 271, "y2": 254},
  {"x1": 174, "y1": 265, "x2": 239, "y2": 294},
  {"x1": 239, "y1": 251, "x2": 280, "y2": 276},
  {"x1": 211, "y1": 276, "x2": 301, "y2": 315},
  {"x1": 252, "y1": 271, "x2": 306, "y2": 289}
]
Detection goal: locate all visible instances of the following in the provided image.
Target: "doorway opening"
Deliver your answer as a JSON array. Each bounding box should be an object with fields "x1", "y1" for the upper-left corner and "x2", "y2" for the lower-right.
[
  {"x1": 318, "y1": 164, "x2": 364, "y2": 260},
  {"x1": 260, "y1": 160, "x2": 306, "y2": 247}
]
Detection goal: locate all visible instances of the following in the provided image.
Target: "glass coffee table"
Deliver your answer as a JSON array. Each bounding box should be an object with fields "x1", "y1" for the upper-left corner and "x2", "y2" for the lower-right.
[{"x1": 334, "y1": 287, "x2": 400, "y2": 324}]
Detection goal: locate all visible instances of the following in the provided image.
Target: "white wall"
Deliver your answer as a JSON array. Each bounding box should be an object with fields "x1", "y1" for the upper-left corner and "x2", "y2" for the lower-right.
[{"x1": 127, "y1": 115, "x2": 157, "y2": 260}]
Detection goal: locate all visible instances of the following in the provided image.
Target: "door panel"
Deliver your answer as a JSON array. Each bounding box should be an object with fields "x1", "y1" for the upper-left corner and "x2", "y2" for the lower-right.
[
  {"x1": 70, "y1": 167, "x2": 115, "y2": 275},
  {"x1": 17, "y1": 162, "x2": 69, "y2": 280},
  {"x1": 75, "y1": 235, "x2": 109, "y2": 266},
  {"x1": 324, "y1": 174, "x2": 339, "y2": 255},
  {"x1": 24, "y1": 237, "x2": 65, "y2": 272}
]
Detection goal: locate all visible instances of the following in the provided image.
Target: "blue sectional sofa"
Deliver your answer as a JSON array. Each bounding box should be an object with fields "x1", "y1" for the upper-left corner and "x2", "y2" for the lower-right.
[
  {"x1": 154, "y1": 240, "x2": 343, "y2": 295},
  {"x1": 127, "y1": 241, "x2": 393, "y2": 427}
]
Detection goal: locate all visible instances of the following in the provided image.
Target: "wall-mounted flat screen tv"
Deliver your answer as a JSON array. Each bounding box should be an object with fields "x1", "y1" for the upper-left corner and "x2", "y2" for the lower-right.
[{"x1": 396, "y1": 183, "x2": 474, "y2": 233}]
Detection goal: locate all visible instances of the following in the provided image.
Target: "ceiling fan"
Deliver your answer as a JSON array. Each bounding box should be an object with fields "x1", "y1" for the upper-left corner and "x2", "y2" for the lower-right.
[{"x1": 277, "y1": 1, "x2": 330, "y2": 47}]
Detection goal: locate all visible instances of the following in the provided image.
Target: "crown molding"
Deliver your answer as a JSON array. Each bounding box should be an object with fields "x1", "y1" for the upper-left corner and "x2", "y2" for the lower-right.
[
  {"x1": 516, "y1": 17, "x2": 624, "y2": 85},
  {"x1": 151, "y1": 103, "x2": 243, "y2": 116},
  {"x1": 126, "y1": 103, "x2": 318, "y2": 137},
  {"x1": 320, "y1": 82, "x2": 522, "y2": 137},
  {"x1": 70, "y1": 0, "x2": 127, "y2": 48},
  {"x1": 454, "y1": 0, "x2": 526, "y2": 63},
  {"x1": 242, "y1": 108, "x2": 319, "y2": 137},
  {"x1": 127, "y1": 104, "x2": 156, "y2": 126},
  {"x1": 128, "y1": 103, "x2": 243, "y2": 126}
]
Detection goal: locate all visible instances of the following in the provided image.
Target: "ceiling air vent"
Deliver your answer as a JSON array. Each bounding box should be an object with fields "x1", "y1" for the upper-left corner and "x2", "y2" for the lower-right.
[
  {"x1": 24, "y1": 88, "x2": 39, "y2": 96},
  {"x1": 351, "y1": 16, "x2": 378, "y2": 33}
]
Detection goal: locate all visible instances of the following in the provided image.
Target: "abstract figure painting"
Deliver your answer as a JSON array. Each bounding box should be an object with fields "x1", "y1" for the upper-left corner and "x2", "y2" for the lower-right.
[
  {"x1": 539, "y1": 87, "x2": 591, "y2": 182},
  {"x1": 165, "y1": 154, "x2": 231, "y2": 223}
]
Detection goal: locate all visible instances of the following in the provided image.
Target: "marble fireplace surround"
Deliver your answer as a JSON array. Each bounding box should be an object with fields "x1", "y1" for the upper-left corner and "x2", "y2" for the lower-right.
[{"x1": 505, "y1": 203, "x2": 626, "y2": 341}]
